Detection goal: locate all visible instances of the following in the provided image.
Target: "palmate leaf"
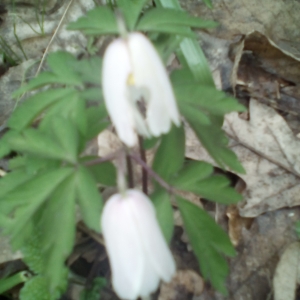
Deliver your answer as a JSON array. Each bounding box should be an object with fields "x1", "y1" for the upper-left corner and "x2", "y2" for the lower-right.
[
  {"x1": 87, "y1": 161, "x2": 116, "y2": 187},
  {"x1": 152, "y1": 124, "x2": 185, "y2": 181},
  {"x1": 137, "y1": 8, "x2": 217, "y2": 32},
  {"x1": 171, "y1": 161, "x2": 242, "y2": 204},
  {"x1": 13, "y1": 52, "x2": 83, "y2": 97},
  {"x1": 39, "y1": 174, "x2": 77, "y2": 291},
  {"x1": 176, "y1": 197, "x2": 236, "y2": 294},
  {"x1": 116, "y1": 0, "x2": 150, "y2": 31},
  {"x1": 171, "y1": 160, "x2": 213, "y2": 188},
  {"x1": 155, "y1": 0, "x2": 214, "y2": 85},
  {"x1": 86, "y1": 104, "x2": 109, "y2": 140},
  {"x1": 150, "y1": 189, "x2": 174, "y2": 243},
  {"x1": 67, "y1": 6, "x2": 118, "y2": 36},
  {"x1": 188, "y1": 116, "x2": 245, "y2": 173},
  {"x1": 8, "y1": 89, "x2": 76, "y2": 131},
  {"x1": 7, "y1": 128, "x2": 77, "y2": 164},
  {"x1": 39, "y1": 93, "x2": 87, "y2": 137},
  {"x1": 70, "y1": 56, "x2": 102, "y2": 85},
  {"x1": 20, "y1": 275, "x2": 58, "y2": 300},
  {"x1": 76, "y1": 166, "x2": 103, "y2": 232},
  {"x1": 175, "y1": 83, "x2": 246, "y2": 115},
  {"x1": 0, "y1": 168, "x2": 72, "y2": 225}
]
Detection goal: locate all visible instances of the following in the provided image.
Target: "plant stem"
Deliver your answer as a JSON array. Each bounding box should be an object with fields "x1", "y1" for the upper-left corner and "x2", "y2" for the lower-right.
[
  {"x1": 129, "y1": 153, "x2": 175, "y2": 194},
  {"x1": 126, "y1": 155, "x2": 134, "y2": 188},
  {"x1": 84, "y1": 152, "x2": 117, "y2": 166},
  {"x1": 0, "y1": 271, "x2": 30, "y2": 294},
  {"x1": 138, "y1": 136, "x2": 148, "y2": 195}
]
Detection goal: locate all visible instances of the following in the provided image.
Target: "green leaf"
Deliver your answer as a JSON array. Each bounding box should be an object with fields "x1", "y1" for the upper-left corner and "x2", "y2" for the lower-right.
[
  {"x1": 0, "y1": 130, "x2": 22, "y2": 159},
  {"x1": 8, "y1": 89, "x2": 76, "y2": 131},
  {"x1": 0, "y1": 168, "x2": 73, "y2": 221},
  {"x1": 39, "y1": 174, "x2": 76, "y2": 291},
  {"x1": 7, "y1": 129, "x2": 76, "y2": 163},
  {"x1": 171, "y1": 160, "x2": 213, "y2": 188},
  {"x1": 155, "y1": 0, "x2": 215, "y2": 85},
  {"x1": 87, "y1": 161, "x2": 116, "y2": 186},
  {"x1": 186, "y1": 116, "x2": 245, "y2": 173},
  {"x1": 151, "y1": 189, "x2": 174, "y2": 243},
  {"x1": 71, "y1": 56, "x2": 102, "y2": 85},
  {"x1": 0, "y1": 272, "x2": 30, "y2": 295},
  {"x1": 138, "y1": 23, "x2": 196, "y2": 38},
  {"x1": 86, "y1": 104, "x2": 109, "y2": 140},
  {"x1": 40, "y1": 93, "x2": 87, "y2": 137},
  {"x1": 178, "y1": 36, "x2": 214, "y2": 85},
  {"x1": 80, "y1": 88, "x2": 103, "y2": 102},
  {"x1": 20, "y1": 276, "x2": 57, "y2": 300},
  {"x1": 176, "y1": 197, "x2": 236, "y2": 294},
  {"x1": 13, "y1": 52, "x2": 83, "y2": 97},
  {"x1": 203, "y1": 0, "x2": 213, "y2": 8},
  {"x1": 67, "y1": 6, "x2": 118, "y2": 36},
  {"x1": 153, "y1": 34, "x2": 183, "y2": 64},
  {"x1": 175, "y1": 83, "x2": 246, "y2": 115},
  {"x1": 152, "y1": 125, "x2": 185, "y2": 181},
  {"x1": 47, "y1": 52, "x2": 82, "y2": 86},
  {"x1": 50, "y1": 117, "x2": 79, "y2": 164},
  {"x1": 137, "y1": 8, "x2": 217, "y2": 31},
  {"x1": 80, "y1": 277, "x2": 106, "y2": 300},
  {"x1": 179, "y1": 174, "x2": 242, "y2": 204},
  {"x1": 116, "y1": 0, "x2": 149, "y2": 31},
  {"x1": 76, "y1": 166, "x2": 103, "y2": 232},
  {"x1": 0, "y1": 169, "x2": 33, "y2": 198},
  {"x1": 21, "y1": 230, "x2": 46, "y2": 274}
]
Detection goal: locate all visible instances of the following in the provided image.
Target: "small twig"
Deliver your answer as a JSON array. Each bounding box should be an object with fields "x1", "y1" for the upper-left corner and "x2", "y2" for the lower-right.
[
  {"x1": 84, "y1": 152, "x2": 117, "y2": 167},
  {"x1": 138, "y1": 136, "x2": 148, "y2": 194},
  {"x1": 129, "y1": 153, "x2": 175, "y2": 194},
  {"x1": 35, "y1": 0, "x2": 75, "y2": 76},
  {"x1": 126, "y1": 155, "x2": 134, "y2": 188}
]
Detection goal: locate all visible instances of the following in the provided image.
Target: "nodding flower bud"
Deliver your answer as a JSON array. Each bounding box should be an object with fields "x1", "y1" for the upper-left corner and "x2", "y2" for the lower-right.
[
  {"x1": 102, "y1": 32, "x2": 180, "y2": 147},
  {"x1": 101, "y1": 189, "x2": 176, "y2": 300}
]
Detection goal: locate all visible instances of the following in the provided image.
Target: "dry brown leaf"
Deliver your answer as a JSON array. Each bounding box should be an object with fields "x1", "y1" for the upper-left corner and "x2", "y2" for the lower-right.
[
  {"x1": 226, "y1": 205, "x2": 253, "y2": 246},
  {"x1": 223, "y1": 99, "x2": 300, "y2": 217},
  {"x1": 273, "y1": 242, "x2": 300, "y2": 300},
  {"x1": 181, "y1": 0, "x2": 300, "y2": 57},
  {"x1": 158, "y1": 270, "x2": 204, "y2": 300}
]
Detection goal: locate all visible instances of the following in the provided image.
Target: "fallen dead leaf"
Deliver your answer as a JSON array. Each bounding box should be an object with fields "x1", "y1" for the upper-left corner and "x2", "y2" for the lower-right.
[
  {"x1": 273, "y1": 242, "x2": 300, "y2": 300},
  {"x1": 158, "y1": 269, "x2": 204, "y2": 300}
]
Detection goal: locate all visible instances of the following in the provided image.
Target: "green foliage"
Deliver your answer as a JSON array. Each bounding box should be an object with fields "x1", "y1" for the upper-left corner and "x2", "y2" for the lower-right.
[
  {"x1": 80, "y1": 277, "x2": 106, "y2": 300},
  {"x1": 87, "y1": 161, "x2": 117, "y2": 186},
  {"x1": 172, "y1": 69, "x2": 245, "y2": 173},
  {"x1": 0, "y1": 1, "x2": 244, "y2": 298},
  {"x1": 0, "y1": 271, "x2": 30, "y2": 294},
  {"x1": 151, "y1": 189, "x2": 174, "y2": 243},
  {"x1": 20, "y1": 276, "x2": 56, "y2": 300},
  {"x1": 67, "y1": 7, "x2": 118, "y2": 35},
  {"x1": 136, "y1": 8, "x2": 217, "y2": 35},
  {"x1": 176, "y1": 197, "x2": 236, "y2": 294},
  {"x1": 116, "y1": 0, "x2": 150, "y2": 31},
  {"x1": 152, "y1": 125, "x2": 185, "y2": 181},
  {"x1": 76, "y1": 166, "x2": 103, "y2": 232},
  {"x1": 155, "y1": 0, "x2": 215, "y2": 85}
]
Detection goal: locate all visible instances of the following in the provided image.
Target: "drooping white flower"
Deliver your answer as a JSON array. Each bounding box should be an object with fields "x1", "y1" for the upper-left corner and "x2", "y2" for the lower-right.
[
  {"x1": 101, "y1": 189, "x2": 176, "y2": 300},
  {"x1": 102, "y1": 32, "x2": 181, "y2": 147}
]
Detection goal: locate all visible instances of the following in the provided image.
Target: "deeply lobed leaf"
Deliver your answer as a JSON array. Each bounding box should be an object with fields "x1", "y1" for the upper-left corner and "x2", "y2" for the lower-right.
[{"x1": 176, "y1": 197, "x2": 236, "y2": 294}]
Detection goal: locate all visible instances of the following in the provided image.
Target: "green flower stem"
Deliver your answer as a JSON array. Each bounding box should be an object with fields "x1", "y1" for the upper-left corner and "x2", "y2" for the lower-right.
[{"x1": 0, "y1": 271, "x2": 30, "y2": 294}]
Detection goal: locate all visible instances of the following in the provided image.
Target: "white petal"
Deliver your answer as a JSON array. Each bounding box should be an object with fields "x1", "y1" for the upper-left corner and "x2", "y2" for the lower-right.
[
  {"x1": 101, "y1": 194, "x2": 144, "y2": 299},
  {"x1": 127, "y1": 190, "x2": 176, "y2": 282},
  {"x1": 128, "y1": 33, "x2": 181, "y2": 136},
  {"x1": 102, "y1": 39, "x2": 137, "y2": 147}
]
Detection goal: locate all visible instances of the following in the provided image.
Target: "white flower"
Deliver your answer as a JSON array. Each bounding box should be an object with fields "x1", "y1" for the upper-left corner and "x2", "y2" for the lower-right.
[
  {"x1": 102, "y1": 32, "x2": 180, "y2": 147},
  {"x1": 101, "y1": 189, "x2": 176, "y2": 300}
]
